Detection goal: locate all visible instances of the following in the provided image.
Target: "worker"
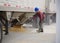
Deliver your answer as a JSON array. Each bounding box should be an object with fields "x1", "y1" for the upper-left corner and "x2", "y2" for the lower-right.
[
  {"x1": 0, "y1": 12, "x2": 8, "y2": 35},
  {"x1": 34, "y1": 7, "x2": 45, "y2": 32}
]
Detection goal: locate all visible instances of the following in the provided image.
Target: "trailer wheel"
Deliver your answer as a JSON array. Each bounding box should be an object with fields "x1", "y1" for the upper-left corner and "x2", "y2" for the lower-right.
[{"x1": 0, "y1": 22, "x2": 3, "y2": 43}]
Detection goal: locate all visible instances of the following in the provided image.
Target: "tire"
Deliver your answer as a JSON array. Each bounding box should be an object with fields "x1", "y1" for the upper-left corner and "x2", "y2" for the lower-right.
[{"x1": 0, "y1": 22, "x2": 3, "y2": 43}]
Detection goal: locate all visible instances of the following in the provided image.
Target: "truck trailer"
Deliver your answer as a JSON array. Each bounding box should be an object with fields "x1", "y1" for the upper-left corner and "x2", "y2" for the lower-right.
[{"x1": 0, "y1": 0, "x2": 55, "y2": 43}]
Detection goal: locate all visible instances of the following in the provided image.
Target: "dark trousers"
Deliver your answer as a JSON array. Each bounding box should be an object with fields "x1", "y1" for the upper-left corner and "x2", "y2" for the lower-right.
[
  {"x1": 39, "y1": 21, "x2": 43, "y2": 31},
  {"x1": 0, "y1": 16, "x2": 8, "y2": 33}
]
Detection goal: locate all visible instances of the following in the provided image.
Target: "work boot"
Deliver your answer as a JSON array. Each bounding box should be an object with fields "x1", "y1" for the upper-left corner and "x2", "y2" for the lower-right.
[
  {"x1": 36, "y1": 30, "x2": 41, "y2": 33},
  {"x1": 36, "y1": 29, "x2": 43, "y2": 33},
  {"x1": 5, "y1": 32, "x2": 8, "y2": 35},
  {"x1": 40, "y1": 29, "x2": 43, "y2": 32},
  {"x1": 3, "y1": 30, "x2": 8, "y2": 35}
]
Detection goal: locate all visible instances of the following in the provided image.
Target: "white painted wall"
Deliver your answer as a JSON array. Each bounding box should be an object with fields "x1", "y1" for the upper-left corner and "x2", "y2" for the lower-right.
[{"x1": 56, "y1": 0, "x2": 60, "y2": 43}]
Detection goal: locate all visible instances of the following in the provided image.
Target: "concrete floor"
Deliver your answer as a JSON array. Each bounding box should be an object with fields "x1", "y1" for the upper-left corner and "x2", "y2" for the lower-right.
[{"x1": 2, "y1": 23, "x2": 56, "y2": 43}]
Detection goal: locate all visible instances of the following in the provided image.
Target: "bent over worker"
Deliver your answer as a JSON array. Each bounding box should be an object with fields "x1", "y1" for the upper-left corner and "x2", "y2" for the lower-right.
[{"x1": 34, "y1": 7, "x2": 45, "y2": 32}]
